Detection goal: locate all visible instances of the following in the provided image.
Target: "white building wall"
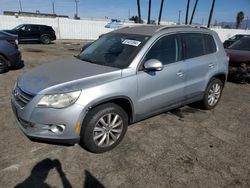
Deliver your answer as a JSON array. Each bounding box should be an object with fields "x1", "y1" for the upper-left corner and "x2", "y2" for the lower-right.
[{"x1": 0, "y1": 15, "x2": 250, "y2": 41}]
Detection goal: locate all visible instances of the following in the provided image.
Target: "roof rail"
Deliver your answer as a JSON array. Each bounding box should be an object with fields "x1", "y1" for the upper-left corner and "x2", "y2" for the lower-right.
[{"x1": 155, "y1": 24, "x2": 208, "y2": 33}]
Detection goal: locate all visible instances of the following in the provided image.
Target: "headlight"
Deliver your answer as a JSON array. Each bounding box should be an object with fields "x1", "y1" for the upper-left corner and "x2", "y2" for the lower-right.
[{"x1": 37, "y1": 90, "x2": 81, "y2": 108}]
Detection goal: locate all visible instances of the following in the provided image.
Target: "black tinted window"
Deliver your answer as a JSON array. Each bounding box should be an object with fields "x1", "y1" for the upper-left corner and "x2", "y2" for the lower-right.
[
  {"x1": 30, "y1": 25, "x2": 39, "y2": 31},
  {"x1": 145, "y1": 34, "x2": 180, "y2": 65},
  {"x1": 203, "y1": 34, "x2": 216, "y2": 54},
  {"x1": 182, "y1": 33, "x2": 216, "y2": 59},
  {"x1": 183, "y1": 33, "x2": 204, "y2": 59}
]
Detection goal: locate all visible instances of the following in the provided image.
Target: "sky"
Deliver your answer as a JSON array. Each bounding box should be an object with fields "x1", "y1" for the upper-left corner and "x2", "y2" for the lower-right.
[{"x1": 0, "y1": 0, "x2": 250, "y2": 24}]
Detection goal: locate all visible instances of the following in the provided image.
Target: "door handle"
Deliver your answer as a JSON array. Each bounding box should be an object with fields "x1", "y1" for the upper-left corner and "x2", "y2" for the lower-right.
[
  {"x1": 176, "y1": 71, "x2": 183, "y2": 77},
  {"x1": 209, "y1": 63, "x2": 214, "y2": 68}
]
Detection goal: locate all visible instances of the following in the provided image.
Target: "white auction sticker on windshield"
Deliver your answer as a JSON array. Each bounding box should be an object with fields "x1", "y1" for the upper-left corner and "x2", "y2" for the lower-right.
[{"x1": 122, "y1": 39, "x2": 141, "y2": 47}]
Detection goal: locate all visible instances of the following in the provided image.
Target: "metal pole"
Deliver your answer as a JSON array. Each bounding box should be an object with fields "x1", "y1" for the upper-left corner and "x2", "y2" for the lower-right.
[
  {"x1": 147, "y1": 0, "x2": 152, "y2": 24},
  {"x1": 52, "y1": 2, "x2": 55, "y2": 14},
  {"x1": 75, "y1": 0, "x2": 79, "y2": 19},
  {"x1": 246, "y1": 16, "x2": 249, "y2": 30},
  {"x1": 137, "y1": 0, "x2": 141, "y2": 23},
  {"x1": 18, "y1": 0, "x2": 23, "y2": 11},
  {"x1": 207, "y1": 0, "x2": 215, "y2": 28},
  {"x1": 158, "y1": 0, "x2": 165, "y2": 25},
  {"x1": 189, "y1": 0, "x2": 198, "y2": 25},
  {"x1": 178, "y1": 10, "x2": 181, "y2": 25},
  {"x1": 185, "y1": 0, "x2": 190, "y2": 24}
]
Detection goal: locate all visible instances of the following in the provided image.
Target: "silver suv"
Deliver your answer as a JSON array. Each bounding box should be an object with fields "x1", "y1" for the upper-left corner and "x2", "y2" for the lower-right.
[{"x1": 11, "y1": 26, "x2": 228, "y2": 153}]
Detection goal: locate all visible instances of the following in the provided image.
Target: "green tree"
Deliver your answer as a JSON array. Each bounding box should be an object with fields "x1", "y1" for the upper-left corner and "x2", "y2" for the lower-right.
[
  {"x1": 129, "y1": 16, "x2": 139, "y2": 23},
  {"x1": 236, "y1": 11, "x2": 245, "y2": 29}
]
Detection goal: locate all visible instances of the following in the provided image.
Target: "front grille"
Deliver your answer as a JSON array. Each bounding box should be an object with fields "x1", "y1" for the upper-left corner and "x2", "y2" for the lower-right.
[{"x1": 13, "y1": 86, "x2": 34, "y2": 107}]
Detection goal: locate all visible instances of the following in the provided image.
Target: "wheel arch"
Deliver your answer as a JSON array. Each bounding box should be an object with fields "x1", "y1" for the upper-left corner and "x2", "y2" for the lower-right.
[
  {"x1": 0, "y1": 53, "x2": 10, "y2": 66},
  {"x1": 211, "y1": 73, "x2": 227, "y2": 86},
  {"x1": 86, "y1": 96, "x2": 135, "y2": 124}
]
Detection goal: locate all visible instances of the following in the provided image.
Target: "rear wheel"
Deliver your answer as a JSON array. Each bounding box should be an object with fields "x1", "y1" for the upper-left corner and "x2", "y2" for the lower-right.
[
  {"x1": 40, "y1": 35, "x2": 51, "y2": 44},
  {"x1": 80, "y1": 103, "x2": 128, "y2": 153},
  {"x1": 201, "y1": 78, "x2": 223, "y2": 110},
  {"x1": 0, "y1": 55, "x2": 8, "y2": 73}
]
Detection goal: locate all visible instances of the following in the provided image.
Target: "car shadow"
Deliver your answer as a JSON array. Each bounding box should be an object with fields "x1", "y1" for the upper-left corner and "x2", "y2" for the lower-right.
[
  {"x1": 168, "y1": 106, "x2": 206, "y2": 121},
  {"x1": 14, "y1": 158, "x2": 105, "y2": 188}
]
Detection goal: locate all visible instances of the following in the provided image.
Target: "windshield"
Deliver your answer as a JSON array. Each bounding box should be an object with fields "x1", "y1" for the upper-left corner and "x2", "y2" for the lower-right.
[
  {"x1": 12, "y1": 24, "x2": 24, "y2": 30},
  {"x1": 79, "y1": 33, "x2": 150, "y2": 68},
  {"x1": 228, "y1": 37, "x2": 250, "y2": 51}
]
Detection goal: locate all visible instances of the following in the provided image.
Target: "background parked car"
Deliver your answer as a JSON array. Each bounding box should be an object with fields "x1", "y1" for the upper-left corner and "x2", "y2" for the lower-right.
[
  {"x1": 105, "y1": 19, "x2": 124, "y2": 29},
  {"x1": 3, "y1": 24, "x2": 56, "y2": 44},
  {"x1": 223, "y1": 34, "x2": 250, "y2": 48},
  {"x1": 0, "y1": 31, "x2": 23, "y2": 73},
  {"x1": 225, "y1": 36, "x2": 250, "y2": 83}
]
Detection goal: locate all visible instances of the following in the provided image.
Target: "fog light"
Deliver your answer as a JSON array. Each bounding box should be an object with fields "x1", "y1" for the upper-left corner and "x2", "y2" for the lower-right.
[{"x1": 50, "y1": 124, "x2": 66, "y2": 134}]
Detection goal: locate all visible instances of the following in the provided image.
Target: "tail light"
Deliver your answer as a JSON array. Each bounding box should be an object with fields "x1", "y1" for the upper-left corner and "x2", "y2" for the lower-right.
[
  {"x1": 7, "y1": 40, "x2": 16, "y2": 45},
  {"x1": 7, "y1": 39, "x2": 18, "y2": 48}
]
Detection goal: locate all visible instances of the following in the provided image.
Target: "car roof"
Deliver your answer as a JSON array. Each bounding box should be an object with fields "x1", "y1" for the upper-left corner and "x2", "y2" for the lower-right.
[
  {"x1": 22, "y1": 24, "x2": 51, "y2": 27},
  {"x1": 112, "y1": 25, "x2": 212, "y2": 36}
]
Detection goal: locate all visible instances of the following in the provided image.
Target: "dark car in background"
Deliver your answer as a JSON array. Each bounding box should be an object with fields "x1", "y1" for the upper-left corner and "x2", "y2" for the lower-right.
[
  {"x1": 223, "y1": 34, "x2": 250, "y2": 48},
  {"x1": 0, "y1": 31, "x2": 22, "y2": 73},
  {"x1": 4, "y1": 24, "x2": 56, "y2": 44},
  {"x1": 225, "y1": 36, "x2": 250, "y2": 83}
]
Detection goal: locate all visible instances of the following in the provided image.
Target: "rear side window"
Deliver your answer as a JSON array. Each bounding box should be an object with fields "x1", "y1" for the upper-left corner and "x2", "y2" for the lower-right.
[
  {"x1": 182, "y1": 33, "x2": 216, "y2": 59},
  {"x1": 144, "y1": 34, "x2": 181, "y2": 65},
  {"x1": 203, "y1": 34, "x2": 216, "y2": 54},
  {"x1": 30, "y1": 25, "x2": 39, "y2": 31}
]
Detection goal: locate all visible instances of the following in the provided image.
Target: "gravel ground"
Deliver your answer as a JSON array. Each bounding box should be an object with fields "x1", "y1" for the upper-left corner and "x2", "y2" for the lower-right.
[{"x1": 0, "y1": 41, "x2": 250, "y2": 188}]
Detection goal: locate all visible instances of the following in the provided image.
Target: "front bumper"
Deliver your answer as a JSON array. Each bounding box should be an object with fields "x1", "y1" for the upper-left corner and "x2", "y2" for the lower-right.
[{"x1": 11, "y1": 93, "x2": 86, "y2": 145}]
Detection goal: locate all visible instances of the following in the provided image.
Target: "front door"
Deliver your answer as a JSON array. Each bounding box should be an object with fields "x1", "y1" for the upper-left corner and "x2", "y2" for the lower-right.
[{"x1": 136, "y1": 34, "x2": 186, "y2": 119}]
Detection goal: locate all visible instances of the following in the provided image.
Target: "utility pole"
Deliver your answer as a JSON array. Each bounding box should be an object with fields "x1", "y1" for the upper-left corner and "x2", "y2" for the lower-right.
[
  {"x1": 52, "y1": 2, "x2": 55, "y2": 14},
  {"x1": 74, "y1": 0, "x2": 79, "y2": 19},
  {"x1": 189, "y1": 0, "x2": 199, "y2": 25},
  {"x1": 178, "y1": 10, "x2": 181, "y2": 25},
  {"x1": 147, "y1": 0, "x2": 152, "y2": 24},
  {"x1": 207, "y1": 0, "x2": 215, "y2": 28},
  {"x1": 18, "y1": 0, "x2": 23, "y2": 12},
  {"x1": 158, "y1": 0, "x2": 164, "y2": 25},
  {"x1": 137, "y1": 0, "x2": 142, "y2": 23},
  {"x1": 185, "y1": 0, "x2": 190, "y2": 24},
  {"x1": 246, "y1": 16, "x2": 249, "y2": 30}
]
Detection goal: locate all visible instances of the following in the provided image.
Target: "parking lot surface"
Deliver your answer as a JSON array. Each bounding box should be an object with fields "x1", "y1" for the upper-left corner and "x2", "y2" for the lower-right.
[{"x1": 0, "y1": 41, "x2": 250, "y2": 188}]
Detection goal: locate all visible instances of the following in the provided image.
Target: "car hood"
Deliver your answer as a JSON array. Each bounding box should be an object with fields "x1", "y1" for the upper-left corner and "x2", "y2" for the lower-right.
[
  {"x1": 18, "y1": 56, "x2": 121, "y2": 95},
  {"x1": 225, "y1": 49, "x2": 250, "y2": 64}
]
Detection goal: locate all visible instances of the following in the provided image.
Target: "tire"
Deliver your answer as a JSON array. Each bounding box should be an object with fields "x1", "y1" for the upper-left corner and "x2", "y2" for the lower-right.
[
  {"x1": 40, "y1": 35, "x2": 51, "y2": 44},
  {"x1": 0, "y1": 55, "x2": 8, "y2": 73},
  {"x1": 201, "y1": 78, "x2": 223, "y2": 110},
  {"x1": 80, "y1": 103, "x2": 128, "y2": 153}
]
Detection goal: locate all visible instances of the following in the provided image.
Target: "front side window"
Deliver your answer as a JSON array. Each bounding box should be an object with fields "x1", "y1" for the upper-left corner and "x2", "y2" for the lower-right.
[
  {"x1": 144, "y1": 34, "x2": 181, "y2": 65},
  {"x1": 79, "y1": 33, "x2": 150, "y2": 69}
]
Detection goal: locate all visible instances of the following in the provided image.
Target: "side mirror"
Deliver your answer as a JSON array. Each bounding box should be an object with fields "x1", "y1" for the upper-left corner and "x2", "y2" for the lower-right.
[{"x1": 144, "y1": 59, "x2": 164, "y2": 71}]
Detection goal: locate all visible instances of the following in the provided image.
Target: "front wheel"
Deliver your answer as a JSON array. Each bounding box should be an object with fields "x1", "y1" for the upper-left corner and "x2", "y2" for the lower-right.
[
  {"x1": 201, "y1": 78, "x2": 223, "y2": 110},
  {"x1": 80, "y1": 103, "x2": 128, "y2": 153}
]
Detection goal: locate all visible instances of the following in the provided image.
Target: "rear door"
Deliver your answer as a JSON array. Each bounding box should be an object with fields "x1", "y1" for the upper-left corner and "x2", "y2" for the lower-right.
[
  {"x1": 136, "y1": 34, "x2": 186, "y2": 118},
  {"x1": 181, "y1": 33, "x2": 218, "y2": 100}
]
